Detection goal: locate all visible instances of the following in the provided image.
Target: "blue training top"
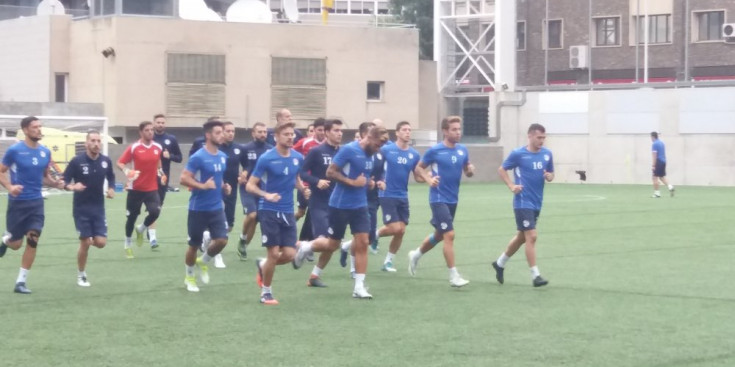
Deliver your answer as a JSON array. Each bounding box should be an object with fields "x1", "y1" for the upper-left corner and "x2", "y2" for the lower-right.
[
  {"x1": 329, "y1": 141, "x2": 373, "y2": 209},
  {"x1": 251, "y1": 148, "x2": 304, "y2": 213},
  {"x1": 2, "y1": 142, "x2": 52, "y2": 201},
  {"x1": 186, "y1": 147, "x2": 228, "y2": 211},
  {"x1": 501, "y1": 146, "x2": 554, "y2": 211},
  {"x1": 652, "y1": 139, "x2": 666, "y2": 163},
  {"x1": 421, "y1": 142, "x2": 469, "y2": 204},
  {"x1": 379, "y1": 143, "x2": 420, "y2": 199}
]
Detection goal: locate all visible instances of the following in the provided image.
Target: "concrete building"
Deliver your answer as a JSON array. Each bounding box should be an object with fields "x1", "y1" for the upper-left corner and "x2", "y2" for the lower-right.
[{"x1": 0, "y1": 7, "x2": 428, "y2": 143}]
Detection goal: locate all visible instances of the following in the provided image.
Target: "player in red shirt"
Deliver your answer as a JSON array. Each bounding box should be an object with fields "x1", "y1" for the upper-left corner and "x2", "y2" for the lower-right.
[{"x1": 117, "y1": 121, "x2": 164, "y2": 258}]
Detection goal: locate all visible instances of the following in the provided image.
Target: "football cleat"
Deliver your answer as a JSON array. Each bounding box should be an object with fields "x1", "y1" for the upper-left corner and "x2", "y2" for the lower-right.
[
  {"x1": 352, "y1": 287, "x2": 373, "y2": 299},
  {"x1": 260, "y1": 292, "x2": 279, "y2": 305},
  {"x1": 381, "y1": 261, "x2": 397, "y2": 272},
  {"x1": 77, "y1": 276, "x2": 91, "y2": 287},
  {"x1": 408, "y1": 250, "x2": 420, "y2": 276},
  {"x1": 125, "y1": 248, "x2": 134, "y2": 259},
  {"x1": 307, "y1": 275, "x2": 327, "y2": 288},
  {"x1": 196, "y1": 257, "x2": 210, "y2": 284},
  {"x1": 213, "y1": 254, "x2": 226, "y2": 269},
  {"x1": 14, "y1": 282, "x2": 31, "y2": 294},
  {"x1": 533, "y1": 276, "x2": 549, "y2": 287},
  {"x1": 450, "y1": 276, "x2": 470, "y2": 288},
  {"x1": 491, "y1": 261, "x2": 505, "y2": 284},
  {"x1": 184, "y1": 276, "x2": 199, "y2": 292}
]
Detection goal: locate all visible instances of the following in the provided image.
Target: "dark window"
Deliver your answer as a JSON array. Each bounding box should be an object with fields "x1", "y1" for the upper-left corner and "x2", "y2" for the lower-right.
[
  {"x1": 517, "y1": 21, "x2": 526, "y2": 50},
  {"x1": 637, "y1": 14, "x2": 671, "y2": 44},
  {"x1": 545, "y1": 19, "x2": 562, "y2": 49},
  {"x1": 367, "y1": 81, "x2": 384, "y2": 101},
  {"x1": 595, "y1": 17, "x2": 619, "y2": 46},
  {"x1": 55, "y1": 74, "x2": 67, "y2": 103},
  {"x1": 463, "y1": 99, "x2": 489, "y2": 137},
  {"x1": 696, "y1": 11, "x2": 724, "y2": 41}
]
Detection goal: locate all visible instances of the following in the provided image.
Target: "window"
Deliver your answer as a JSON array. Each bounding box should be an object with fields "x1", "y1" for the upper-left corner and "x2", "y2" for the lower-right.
[
  {"x1": 271, "y1": 57, "x2": 327, "y2": 124},
  {"x1": 166, "y1": 53, "x2": 226, "y2": 117},
  {"x1": 595, "y1": 17, "x2": 620, "y2": 46},
  {"x1": 637, "y1": 14, "x2": 671, "y2": 44},
  {"x1": 367, "y1": 81, "x2": 384, "y2": 101},
  {"x1": 695, "y1": 11, "x2": 725, "y2": 41},
  {"x1": 517, "y1": 21, "x2": 526, "y2": 50},
  {"x1": 54, "y1": 73, "x2": 68, "y2": 103},
  {"x1": 543, "y1": 19, "x2": 563, "y2": 49}
]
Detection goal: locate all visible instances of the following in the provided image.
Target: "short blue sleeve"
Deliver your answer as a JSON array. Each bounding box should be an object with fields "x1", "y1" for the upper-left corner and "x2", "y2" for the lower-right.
[
  {"x1": 185, "y1": 153, "x2": 201, "y2": 174},
  {"x1": 421, "y1": 147, "x2": 435, "y2": 166},
  {"x1": 332, "y1": 145, "x2": 350, "y2": 168},
  {"x1": 502, "y1": 150, "x2": 520, "y2": 170},
  {"x1": 251, "y1": 154, "x2": 267, "y2": 179},
  {"x1": 2, "y1": 146, "x2": 15, "y2": 167}
]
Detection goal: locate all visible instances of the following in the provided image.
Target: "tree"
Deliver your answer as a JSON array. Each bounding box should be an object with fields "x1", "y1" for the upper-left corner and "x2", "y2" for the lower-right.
[{"x1": 390, "y1": 0, "x2": 433, "y2": 60}]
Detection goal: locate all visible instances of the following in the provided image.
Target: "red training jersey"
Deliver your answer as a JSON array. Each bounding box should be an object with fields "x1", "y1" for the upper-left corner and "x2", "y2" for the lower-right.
[{"x1": 118, "y1": 140, "x2": 162, "y2": 192}]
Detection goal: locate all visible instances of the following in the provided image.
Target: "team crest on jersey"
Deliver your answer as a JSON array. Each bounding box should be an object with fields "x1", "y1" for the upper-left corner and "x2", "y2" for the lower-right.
[
  {"x1": 293, "y1": 158, "x2": 299, "y2": 166},
  {"x1": 221, "y1": 157, "x2": 226, "y2": 164},
  {"x1": 154, "y1": 149, "x2": 159, "y2": 155},
  {"x1": 40, "y1": 151, "x2": 46, "y2": 158},
  {"x1": 457, "y1": 150, "x2": 464, "y2": 156},
  {"x1": 544, "y1": 154, "x2": 550, "y2": 161},
  {"x1": 234, "y1": 148, "x2": 241, "y2": 155},
  {"x1": 165, "y1": 139, "x2": 171, "y2": 145},
  {"x1": 101, "y1": 161, "x2": 108, "y2": 169},
  {"x1": 408, "y1": 153, "x2": 414, "y2": 159},
  {"x1": 377, "y1": 153, "x2": 383, "y2": 160}
]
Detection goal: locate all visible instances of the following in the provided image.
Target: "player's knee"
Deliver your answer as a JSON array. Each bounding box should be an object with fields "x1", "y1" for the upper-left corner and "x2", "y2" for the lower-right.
[
  {"x1": 282, "y1": 247, "x2": 296, "y2": 261},
  {"x1": 395, "y1": 224, "x2": 406, "y2": 236},
  {"x1": 148, "y1": 207, "x2": 161, "y2": 220},
  {"x1": 442, "y1": 231, "x2": 455, "y2": 243},
  {"x1": 6, "y1": 238, "x2": 23, "y2": 250},
  {"x1": 214, "y1": 238, "x2": 227, "y2": 248},
  {"x1": 93, "y1": 237, "x2": 107, "y2": 248},
  {"x1": 26, "y1": 230, "x2": 40, "y2": 248}
]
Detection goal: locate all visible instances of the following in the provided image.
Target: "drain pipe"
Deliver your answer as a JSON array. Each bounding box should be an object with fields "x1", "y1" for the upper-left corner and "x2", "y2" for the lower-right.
[{"x1": 490, "y1": 89, "x2": 527, "y2": 143}]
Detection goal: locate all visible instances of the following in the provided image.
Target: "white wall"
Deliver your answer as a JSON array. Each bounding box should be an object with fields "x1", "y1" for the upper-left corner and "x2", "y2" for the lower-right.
[
  {"x1": 493, "y1": 87, "x2": 735, "y2": 186},
  {"x1": 0, "y1": 16, "x2": 52, "y2": 102}
]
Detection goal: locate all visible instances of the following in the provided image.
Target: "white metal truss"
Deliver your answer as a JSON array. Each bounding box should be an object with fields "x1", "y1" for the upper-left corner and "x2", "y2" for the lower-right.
[{"x1": 435, "y1": 0, "x2": 497, "y2": 94}]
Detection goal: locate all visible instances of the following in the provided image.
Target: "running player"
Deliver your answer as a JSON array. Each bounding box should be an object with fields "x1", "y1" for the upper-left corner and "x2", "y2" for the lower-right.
[
  {"x1": 117, "y1": 121, "x2": 163, "y2": 258},
  {"x1": 0, "y1": 116, "x2": 65, "y2": 294},
  {"x1": 247, "y1": 122, "x2": 309, "y2": 305},
  {"x1": 179, "y1": 120, "x2": 231, "y2": 292},
  {"x1": 407, "y1": 116, "x2": 474, "y2": 288},
  {"x1": 63, "y1": 130, "x2": 116, "y2": 287}
]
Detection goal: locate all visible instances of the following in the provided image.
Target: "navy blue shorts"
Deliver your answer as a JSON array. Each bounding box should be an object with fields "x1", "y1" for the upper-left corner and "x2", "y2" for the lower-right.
[
  {"x1": 187, "y1": 210, "x2": 228, "y2": 247},
  {"x1": 258, "y1": 210, "x2": 297, "y2": 247},
  {"x1": 297, "y1": 190, "x2": 308, "y2": 209},
  {"x1": 328, "y1": 206, "x2": 370, "y2": 241},
  {"x1": 514, "y1": 209, "x2": 540, "y2": 231},
  {"x1": 74, "y1": 212, "x2": 107, "y2": 238},
  {"x1": 239, "y1": 185, "x2": 259, "y2": 215},
  {"x1": 310, "y1": 204, "x2": 331, "y2": 238},
  {"x1": 379, "y1": 197, "x2": 410, "y2": 225},
  {"x1": 6, "y1": 199, "x2": 44, "y2": 241},
  {"x1": 653, "y1": 160, "x2": 666, "y2": 177},
  {"x1": 223, "y1": 187, "x2": 237, "y2": 228},
  {"x1": 430, "y1": 203, "x2": 457, "y2": 234}
]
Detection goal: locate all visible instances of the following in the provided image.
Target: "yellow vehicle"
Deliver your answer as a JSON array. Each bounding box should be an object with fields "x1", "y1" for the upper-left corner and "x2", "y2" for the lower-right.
[{"x1": 15, "y1": 127, "x2": 117, "y2": 174}]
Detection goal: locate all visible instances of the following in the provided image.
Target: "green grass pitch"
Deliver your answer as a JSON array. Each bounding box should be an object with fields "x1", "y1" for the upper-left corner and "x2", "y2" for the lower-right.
[{"x1": 1, "y1": 183, "x2": 733, "y2": 367}]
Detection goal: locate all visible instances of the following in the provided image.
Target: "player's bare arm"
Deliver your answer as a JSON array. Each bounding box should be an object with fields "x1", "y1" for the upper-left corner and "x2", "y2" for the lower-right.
[
  {"x1": 497, "y1": 165, "x2": 522, "y2": 194},
  {"x1": 327, "y1": 163, "x2": 366, "y2": 188},
  {"x1": 246, "y1": 176, "x2": 280, "y2": 202},
  {"x1": 43, "y1": 166, "x2": 65, "y2": 189},
  {"x1": 180, "y1": 169, "x2": 215, "y2": 190},
  {"x1": 416, "y1": 162, "x2": 440, "y2": 187},
  {"x1": 464, "y1": 162, "x2": 475, "y2": 178}
]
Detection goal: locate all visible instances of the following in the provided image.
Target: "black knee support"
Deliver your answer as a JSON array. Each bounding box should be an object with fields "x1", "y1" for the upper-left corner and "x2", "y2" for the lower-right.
[{"x1": 27, "y1": 230, "x2": 40, "y2": 248}]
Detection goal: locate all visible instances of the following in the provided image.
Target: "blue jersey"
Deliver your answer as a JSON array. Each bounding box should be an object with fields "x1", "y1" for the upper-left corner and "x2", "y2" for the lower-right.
[
  {"x1": 329, "y1": 141, "x2": 373, "y2": 209},
  {"x1": 1, "y1": 142, "x2": 52, "y2": 201},
  {"x1": 379, "y1": 144, "x2": 420, "y2": 199},
  {"x1": 652, "y1": 139, "x2": 666, "y2": 163},
  {"x1": 300, "y1": 142, "x2": 339, "y2": 207},
  {"x1": 421, "y1": 143, "x2": 469, "y2": 204},
  {"x1": 501, "y1": 146, "x2": 554, "y2": 210},
  {"x1": 251, "y1": 149, "x2": 304, "y2": 213},
  {"x1": 185, "y1": 148, "x2": 228, "y2": 211},
  {"x1": 219, "y1": 141, "x2": 247, "y2": 185},
  {"x1": 152, "y1": 132, "x2": 182, "y2": 176},
  {"x1": 63, "y1": 153, "x2": 115, "y2": 215}
]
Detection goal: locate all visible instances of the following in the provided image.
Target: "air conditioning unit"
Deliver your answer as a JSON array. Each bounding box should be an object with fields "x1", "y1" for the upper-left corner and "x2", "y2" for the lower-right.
[
  {"x1": 569, "y1": 45, "x2": 589, "y2": 69},
  {"x1": 723, "y1": 23, "x2": 735, "y2": 38}
]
